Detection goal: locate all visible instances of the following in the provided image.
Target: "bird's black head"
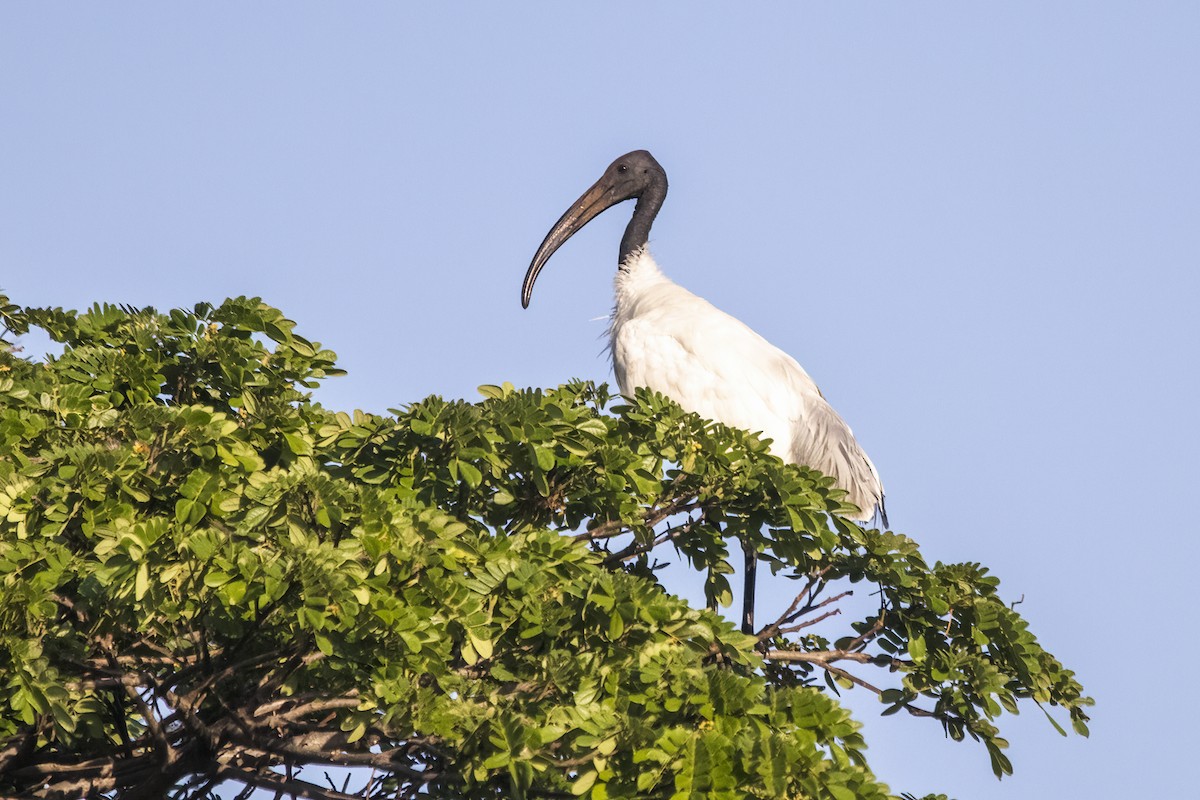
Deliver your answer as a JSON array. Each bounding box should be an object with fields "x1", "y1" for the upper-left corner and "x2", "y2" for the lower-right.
[
  {"x1": 521, "y1": 150, "x2": 669, "y2": 308},
  {"x1": 597, "y1": 150, "x2": 667, "y2": 205}
]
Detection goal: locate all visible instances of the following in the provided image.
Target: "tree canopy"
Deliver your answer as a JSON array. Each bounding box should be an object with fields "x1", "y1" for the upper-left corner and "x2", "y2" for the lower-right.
[{"x1": 0, "y1": 295, "x2": 1090, "y2": 799}]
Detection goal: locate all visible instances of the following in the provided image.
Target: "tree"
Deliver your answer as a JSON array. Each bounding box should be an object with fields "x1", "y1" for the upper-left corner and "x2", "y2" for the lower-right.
[{"x1": 0, "y1": 295, "x2": 1090, "y2": 799}]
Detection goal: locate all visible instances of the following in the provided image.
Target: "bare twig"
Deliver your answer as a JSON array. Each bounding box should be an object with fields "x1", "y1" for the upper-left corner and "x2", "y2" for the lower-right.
[
  {"x1": 755, "y1": 567, "x2": 833, "y2": 642},
  {"x1": 845, "y1": 610, "x2": 886, "y2": 652},
  {"x1": 764, "y1": 649, "x2": 938, "y2": 720},
  {"x1": 776, "y1": 607, "x2": 842, "y2": 635}
]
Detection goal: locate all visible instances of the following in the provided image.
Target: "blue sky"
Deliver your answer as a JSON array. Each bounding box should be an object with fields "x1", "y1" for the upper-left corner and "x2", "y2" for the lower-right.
[{"x1": 3, "y1": 4, "x2": 1197, "y2": 798}]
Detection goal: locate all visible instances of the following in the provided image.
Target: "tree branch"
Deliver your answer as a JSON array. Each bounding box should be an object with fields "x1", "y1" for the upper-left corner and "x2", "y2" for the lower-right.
[
  {"x1": 601, "y1": 519, "x2": 692, "y2": 566},
  {"x1": 775, "y1": 607, "x2": 842, "y2": 635},
  {"x1": 212, "y1": 764, "x2": 367, "y2": 800},
  {"x1": 844, "y1": 611, "x2": 887, "y2": 652},
  {"x1": 755, "y1": 570, "x2": 845, "y2": 643},
  {"x1": 763, "y1": 648, "x2": 873, "y2": 666},
  {"x1": 577, "y1": 495, "x2": 698, "y2": 542},
  {"x1": 764, "y1": 648, "x2": 938, "y2": 721}
]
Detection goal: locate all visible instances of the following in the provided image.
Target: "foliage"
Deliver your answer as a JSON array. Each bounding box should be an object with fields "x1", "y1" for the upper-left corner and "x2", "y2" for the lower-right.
[{"x1": 0, "y1": 295, "x2": 1090, "y2": 799}]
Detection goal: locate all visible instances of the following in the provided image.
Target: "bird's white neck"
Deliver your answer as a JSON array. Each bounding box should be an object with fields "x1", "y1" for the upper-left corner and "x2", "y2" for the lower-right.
[
  {"x1": 610, "y1": 249, "x2": 685, "y2": 357},
  {"x1": 614, "y1": 248, "x2": 670, "y2": 306}
]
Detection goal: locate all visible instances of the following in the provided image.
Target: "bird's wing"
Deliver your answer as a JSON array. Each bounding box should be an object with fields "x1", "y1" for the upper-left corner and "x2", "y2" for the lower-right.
[
  {"x1": 612, "y1": 284, "x2": 884, "y2": 522},
  {"x1": 782, "y1": 386, "x2": 886, "y2": 523}
]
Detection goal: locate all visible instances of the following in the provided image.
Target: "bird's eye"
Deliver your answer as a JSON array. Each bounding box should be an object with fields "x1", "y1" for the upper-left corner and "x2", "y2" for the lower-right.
[{"x1": 617, "y1": 164, "x2": 628, "y2": 173}]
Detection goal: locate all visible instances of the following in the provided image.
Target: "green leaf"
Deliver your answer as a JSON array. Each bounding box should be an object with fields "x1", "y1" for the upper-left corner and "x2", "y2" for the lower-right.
[
  {"x1": 1039, "y1": 704, "x2": 1068, "y2": 737},
  {"x1": 283, "y1": 431, "x2": 313, "y2": 455},
  {"x1": 468, "y1": 629, "x2": 494, "y2": 661},
  {"x1": 570, "y1": 769, "x2": 597, "y2": 795},
  {"x1": 203, "y1": 570, "x2": 233, "y2": 588},
  {"x1": 908, "y1": 634, "x2": 926, "y2": 662},
  {"x1": 134, "y1": 562, "x2": 150, "y2": 601},
  {"x1": 457, "y1": 461, "x2": 483, "y2": 487}
]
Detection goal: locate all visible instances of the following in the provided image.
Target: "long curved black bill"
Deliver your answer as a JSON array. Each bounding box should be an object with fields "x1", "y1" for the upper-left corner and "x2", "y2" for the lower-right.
[{"x1": 521, "y1": 178, "x2": 623, "y2": 309}]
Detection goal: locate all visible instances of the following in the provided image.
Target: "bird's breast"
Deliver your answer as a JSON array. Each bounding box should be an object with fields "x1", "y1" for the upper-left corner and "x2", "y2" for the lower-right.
[
  {"x1": 607, "y1": 250, "x2": 884, "y2": 523},
  {"x1": 609, "y1": 255, "x2": 806, "y2": 458}
]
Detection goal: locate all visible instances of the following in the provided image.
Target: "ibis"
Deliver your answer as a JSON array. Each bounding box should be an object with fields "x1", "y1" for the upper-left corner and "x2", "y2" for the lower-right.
[{"x1": 520, "y1": 149, "x2": 887, "y2": 530}]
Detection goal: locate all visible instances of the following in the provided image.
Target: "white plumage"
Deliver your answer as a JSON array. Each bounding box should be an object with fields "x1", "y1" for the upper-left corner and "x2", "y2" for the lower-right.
[
  {"x1": 610, "y1": 249, "x2": 884, "y2": 523},
  {"x1": 522, "y1": 150, "x2": 885, "y2": 525}
]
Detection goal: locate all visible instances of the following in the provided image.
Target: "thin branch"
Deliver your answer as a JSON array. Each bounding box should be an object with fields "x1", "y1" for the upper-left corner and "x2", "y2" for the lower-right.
[
  {"x1": 775, "y1": 607, "x2": 842, "y2": 635},
  {"x1": 764, "y1": 649, "x2": 939, "y2": 721},
  {"x1": 757, "y1": 589, "x2": 852, "y2": 644},
  {"x1": 845, "y1": 611, "x2": 887, "y2": 652},
  {"x1": 121, "y1": 680, "x2": 174, "y2": 766},
  {"x1": 254, "y1": 694, "x2": 362, "y2": 722},
  {"x1": 548, "y1": 748, "x2": 601, "y2": 770},
  {"x1": 819, "y1": 661, "x2": 893, "y2": 697},
  {"x1": 577, "y1": 496, "x2": 698, "y2": 542},
  {"x1": 755, "y1": 568, "x2": 837, "y2": 642},
  {"x1": 220, "y1": 714, "x2": 441, "y2": 782},
  {"x1": 601, "y1": 519, "x2": 692, "y2": 566},
  {"x1": 212, "y1": 764, "x2": 367, "y2": 800}
]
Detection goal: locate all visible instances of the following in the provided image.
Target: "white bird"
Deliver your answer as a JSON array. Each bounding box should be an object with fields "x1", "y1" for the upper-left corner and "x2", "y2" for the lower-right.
[{"x1": 521, "y1": 150, "x2": 886, "y2": 528}]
